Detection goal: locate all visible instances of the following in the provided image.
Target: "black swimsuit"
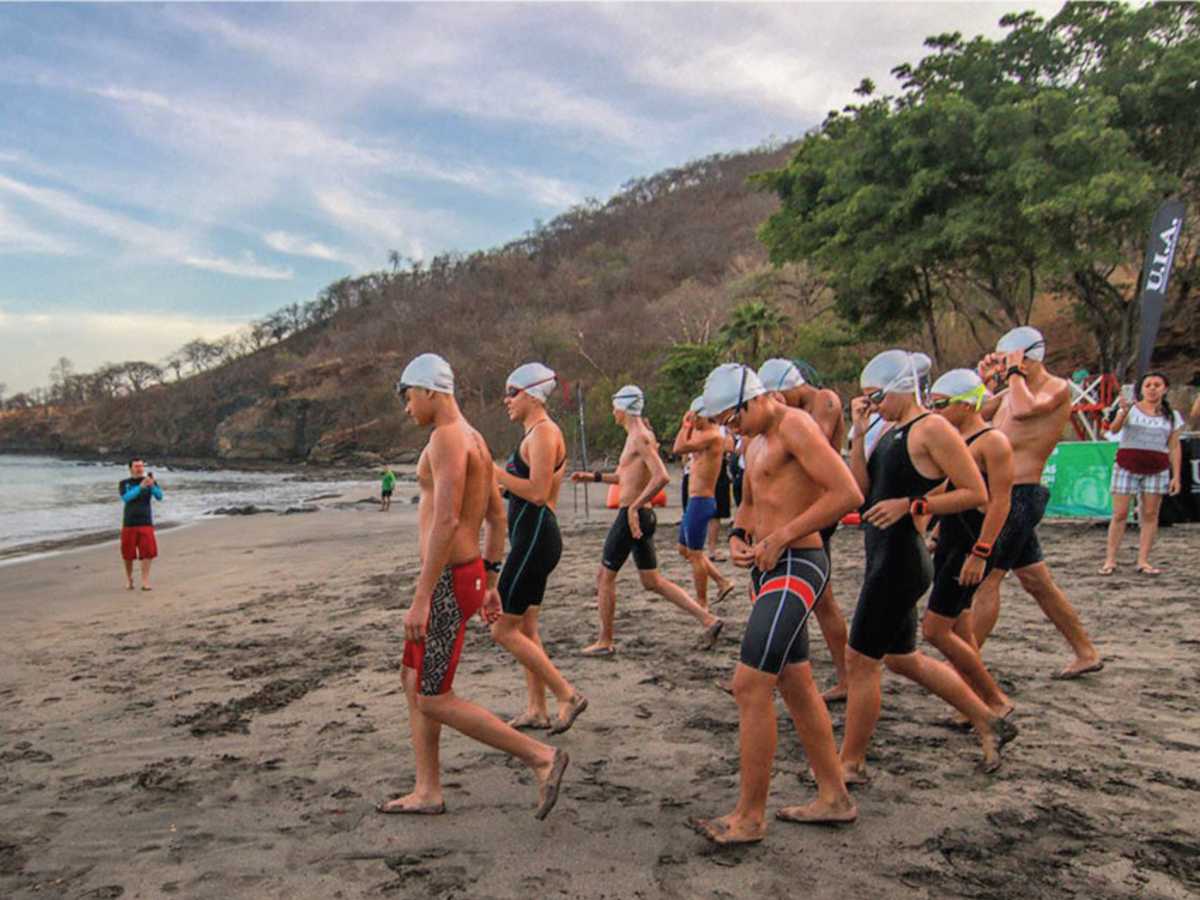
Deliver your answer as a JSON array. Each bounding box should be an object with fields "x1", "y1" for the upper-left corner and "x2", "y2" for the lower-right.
[
  {"x1": 927, "y1": 429, "x2": 992, "y2": 619},
  {"x1": 498, "y1": 425, "x2": 564, "y2": 616},
  {"x1": 849, "y1": 413, "x2": 944, "y2": 659}
]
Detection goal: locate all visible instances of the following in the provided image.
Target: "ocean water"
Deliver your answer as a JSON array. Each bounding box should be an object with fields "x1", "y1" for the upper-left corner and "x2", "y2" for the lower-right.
[{"x1": 0, "y1": 454, "x2": 367, "y2": 561}]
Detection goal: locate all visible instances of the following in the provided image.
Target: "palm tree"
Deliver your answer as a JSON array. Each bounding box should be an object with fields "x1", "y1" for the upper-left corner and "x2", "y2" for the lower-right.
[{"x1": 718, "y1": 300, "x2": 790, "y2": 360}]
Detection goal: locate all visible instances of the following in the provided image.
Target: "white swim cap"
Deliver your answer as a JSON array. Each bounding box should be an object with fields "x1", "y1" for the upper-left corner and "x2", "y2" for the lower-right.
[
  {"x1": 689, "y1": 395, "x2": 707, "y2": 415},
  {"x1": 702, "y1": 363, "x2": 766, "y2": 417},
  {"x1": 506, "y1": 362, "x2": 557, "y2": 403},
  {"x1": 758, "y1": 358, "x2": 806, "y2": 392},
  {"x1": 612, "y1": 385, "x2": 645, "y2": 415},
  {"x1": 996, "y1": 326, "x2": 1045, "y2": 361},
  {"x1": 398, "y1": 353, "x2": 454, "y2": 395},
  {"x1": 930, "y1": 368, "x2": 988, "y2": 410},
  {"x1": 860, "y1": 350, "x2": 932, "y2": 397}
]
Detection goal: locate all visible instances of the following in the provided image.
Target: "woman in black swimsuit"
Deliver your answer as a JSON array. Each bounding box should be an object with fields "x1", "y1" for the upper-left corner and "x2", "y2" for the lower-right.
[
  {"x1": 842, "y1": 351, "x2": 1017, "y2": 782},
  {"x1": 492, "y1": 363, "x2": 588, "y2": 735}
]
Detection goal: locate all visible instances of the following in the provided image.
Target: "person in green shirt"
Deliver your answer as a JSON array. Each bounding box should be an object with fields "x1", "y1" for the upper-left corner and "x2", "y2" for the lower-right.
[{"x1": 381, "y1": 467, "x2": 397, "y2": 511}]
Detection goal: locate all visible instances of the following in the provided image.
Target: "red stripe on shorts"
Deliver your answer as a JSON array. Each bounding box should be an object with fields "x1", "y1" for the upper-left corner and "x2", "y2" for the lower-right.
[{"x1": 756, "y1": 575, "x2": 816, "y2": 610}]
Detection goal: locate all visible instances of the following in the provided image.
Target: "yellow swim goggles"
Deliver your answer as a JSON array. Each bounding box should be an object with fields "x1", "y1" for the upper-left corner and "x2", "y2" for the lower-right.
[{"x1": 929, "y1": 384, "x2": 987, "y2": 411}]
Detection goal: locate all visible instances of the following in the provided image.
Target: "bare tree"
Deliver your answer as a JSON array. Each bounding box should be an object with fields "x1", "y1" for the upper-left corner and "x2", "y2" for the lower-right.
[{"x1": 123, "y1": 361, "x2": 164, "y2": 392}]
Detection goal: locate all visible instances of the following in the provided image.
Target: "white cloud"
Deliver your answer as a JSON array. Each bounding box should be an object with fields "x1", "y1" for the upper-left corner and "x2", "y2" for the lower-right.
[
  {"x1": 0, "y1": 172, "x2": 292, "y2": 280},
  {"x1": 0, "y1": 306, "x2": 249, "y2": 395},
  {"x1": 263, "y1": 230, "x2": 343, "y2": 263},
  {"x1": 182, "y1": 253, "x2": 293, "y2": 281},
  {"x1": 0, "y1": 204, "x2": 74, "y2": 256},
  {"x1": 315, "y1": 188, "x2": 465, "y2": 263}
]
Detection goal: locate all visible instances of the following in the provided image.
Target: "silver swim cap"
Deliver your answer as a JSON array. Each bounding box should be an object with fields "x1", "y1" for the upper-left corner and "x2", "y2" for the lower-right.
[
  {"x1": 996, "y1": 326, "x2": 1045, "y2": 362},
  {"x1": 612, "y1": 384, "x2": 645, "y2": 416},
  {"x1": 398, "y1": 353, "x2": 454, "y2": 395},
  {"x1": 860, "y1": 350, "x2": 932, "y2": 396},
  {"x1": 506, "y1": 362, "x2": 557, "y2": 404},
  {"x1": 758, "y1": 358, "x2": 806, "y2": 392},
  {"x1": 702, "y1": 363, "x2": 766, "y2": 417},
  {"x1": 930, "y1": 368, "x2": 988, "y2": 410},
  {"x1": 689, "y1": 395, "x2": 707, "y2": 415}
]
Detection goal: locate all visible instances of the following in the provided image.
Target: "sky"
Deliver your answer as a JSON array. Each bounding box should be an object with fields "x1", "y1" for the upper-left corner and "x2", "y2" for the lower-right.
[{"x1": 0, "y1": 1, "x2": 1063, "y2": 396}]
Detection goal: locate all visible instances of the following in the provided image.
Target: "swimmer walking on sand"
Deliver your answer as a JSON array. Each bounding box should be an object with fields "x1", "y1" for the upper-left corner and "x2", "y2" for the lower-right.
[
  {"x1": 571, "y1": 385, "x2": 724, "y2": 657},
  {"x1": 923, "y1": 369, "x2": 1015, "y2": 721},
  {"x1": 757, "y1": 359, "x2": 853, "y2": 703},
  {"x1": 688, "y1": 364, "x2": 860, "y2": 845},
  {"x1": 841, "y1": 351, "x2": 1018, "y2": 783},
  {"x1": 672, "y1": 398, "x2": 736, "y2": 610},
  {"x1": 378, "y1": 353, "x2": 567, "y2": 820},
  {"x1": 973, "y1": 327, "x2": 1103, "y2": 680},
  {"x1": 491, "y1": 363, "x2": 588, "y2": 734}
]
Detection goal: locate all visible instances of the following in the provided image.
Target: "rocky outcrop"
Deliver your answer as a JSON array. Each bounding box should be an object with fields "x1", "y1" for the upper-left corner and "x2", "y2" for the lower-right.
[{"x1": 214, "y1": 399, "x2": 315, "y2": 461}]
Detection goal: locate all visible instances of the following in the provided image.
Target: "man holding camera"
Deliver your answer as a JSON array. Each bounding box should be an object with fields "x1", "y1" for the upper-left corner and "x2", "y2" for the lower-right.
[{"x1": 119, "y1": 458, "x2": 163, "y2": 591}]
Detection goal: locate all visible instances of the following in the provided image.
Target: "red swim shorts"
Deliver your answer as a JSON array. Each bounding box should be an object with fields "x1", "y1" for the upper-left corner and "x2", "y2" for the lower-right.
[
  {"x1": 120, "y1": 526, "x2": 158, "y2": 561},
  {"x1": 403, "y1": 558, "x2": 485, "y2": 696}
]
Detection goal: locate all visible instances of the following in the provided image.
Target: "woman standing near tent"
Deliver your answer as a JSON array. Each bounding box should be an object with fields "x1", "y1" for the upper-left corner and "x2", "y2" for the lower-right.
[{"x1": 1101, "y1": 372, "x2": 1184, "y2": 576}]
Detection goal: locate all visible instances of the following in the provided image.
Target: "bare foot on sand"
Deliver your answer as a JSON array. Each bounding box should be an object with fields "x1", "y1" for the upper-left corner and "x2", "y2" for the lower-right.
[
  {"x1": 840, "y1": 762, "x2": 870, "y2": 786},
  {"x1": 978, "y1": 716, "x2": 1019, "y2": 774},
  {"x1": 376, "y1": 792, "x2": 446, "y2": 815},
  {"x1": 548, "y1": 694, "x2": 588, "y2": 736},
  {"x1": 687, "y1": 813, "x2": 765, "y2": 845},
  {"x1": 696, "y1": 618, "x2": 725, "y2": 650},
  {"x1": 1053, "y1": 657, "x2": 1104, "y2": 680},
  {"x1": 532, "y1": 748, "x2": 569, "y2": 820},
  {"x1": 508, "y1": 711, "x2": 551, "y2": 730},
  {"x1": 776, "y1": 796, "x2": 858, "y2": 826},
  {"x1": 580, "y1": 642, "x2": 616, "y2": 657},
  {"x1": 821, "y1": 681, "x2": 848, "y2": 704}
]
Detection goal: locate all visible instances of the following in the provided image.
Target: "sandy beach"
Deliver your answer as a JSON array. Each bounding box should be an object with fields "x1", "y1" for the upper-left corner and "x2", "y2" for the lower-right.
[{"x1": 1, "y1": 479, "x2": 1198, "y2": 899}]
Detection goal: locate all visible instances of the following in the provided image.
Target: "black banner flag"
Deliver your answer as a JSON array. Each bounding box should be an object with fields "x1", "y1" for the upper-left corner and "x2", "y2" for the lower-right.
[{"x1": 1136, "y1": 198, "x2": 1187, "y2": 379}]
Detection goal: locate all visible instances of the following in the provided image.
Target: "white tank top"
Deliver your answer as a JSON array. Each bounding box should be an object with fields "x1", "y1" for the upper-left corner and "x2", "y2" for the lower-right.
[{"x1": 1116, "y1": 406, "x2": 1184, "y2": 453}]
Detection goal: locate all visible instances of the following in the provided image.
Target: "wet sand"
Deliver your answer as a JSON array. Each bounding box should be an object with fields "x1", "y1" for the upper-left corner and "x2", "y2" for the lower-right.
[{"x1": 1, "y1": 480, "x2": 1198, "y2": 899}]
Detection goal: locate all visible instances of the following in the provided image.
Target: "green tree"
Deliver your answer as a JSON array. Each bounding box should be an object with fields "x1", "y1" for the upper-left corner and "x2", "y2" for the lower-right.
[
  {"x1": 757, "y1": 3, "x2": 1188, "y2": 374},
  {"x1": 717, "y1": 300, "x2": 789, "y2": 361}
]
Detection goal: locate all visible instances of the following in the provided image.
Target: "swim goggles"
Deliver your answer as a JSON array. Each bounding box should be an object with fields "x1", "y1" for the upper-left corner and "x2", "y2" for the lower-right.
[
  {"x1": 505, "y1": 375, "x2": 557, "y2": 399},
  {"x1": 929, "y1": 384, "x2": 987, "y2": 411}
]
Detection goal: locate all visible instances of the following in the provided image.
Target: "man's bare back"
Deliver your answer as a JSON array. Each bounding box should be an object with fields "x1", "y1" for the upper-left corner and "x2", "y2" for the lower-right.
[
  {"x1": 615, "y1": 419, "x2": 659, "y2": 507},
  {"x1": 683, "y1": 424, "x2": 724, "y2": 498},
  {"x1": 800, "y1": 387, "x2": 847, "y2": 452},
  {"x1": 417, "y1": 420, "x2": 494, "y2": 565}
]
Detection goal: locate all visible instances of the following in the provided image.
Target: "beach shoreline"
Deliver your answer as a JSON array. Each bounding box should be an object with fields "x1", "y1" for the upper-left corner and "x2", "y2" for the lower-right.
[{"x1": 1, "y1": 488, "x2": 1197, "y2": 899}]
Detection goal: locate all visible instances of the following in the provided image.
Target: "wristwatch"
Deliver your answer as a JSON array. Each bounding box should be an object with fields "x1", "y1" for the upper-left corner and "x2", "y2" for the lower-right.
[
  {"x1": 909, "y1": 497, "x2": 929, "y2": 517},
  {"x1": 1005, "y1": 365, "x2": 1026, "y2": 381},
  {"x1": 970, "y1": 542, "x2": 993, "y2": 560},
  {"x1": 483, "y1": 559, "x2": 503, "y2": 574}
]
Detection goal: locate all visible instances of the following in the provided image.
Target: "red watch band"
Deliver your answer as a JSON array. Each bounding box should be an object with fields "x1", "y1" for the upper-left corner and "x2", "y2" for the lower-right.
[
  {"x1": 971, "y1": 542, "x2": 993, "y2": 559},
  {"x1": 909, "y1": 497, "x2": 929, "y2": 517}
]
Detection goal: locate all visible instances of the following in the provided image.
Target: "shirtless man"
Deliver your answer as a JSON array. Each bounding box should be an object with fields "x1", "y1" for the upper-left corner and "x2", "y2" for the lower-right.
[
  {"x1": 924, "y1": 369, "x2": 1014, "y2": 720},
  {"x1": 842, "y1": 351, "x2": 1017, "y2": 782},
  {"x1": 673, "y1": 398, "x2": 735, "y2": 609},
  {"x1": 571, "y1": 385, "x2": 724, "y2": 656},
  {"x1": 688, "y1": 364, "x2": 860, "y2": 846},
  {"x1": 758, "y1": 359, "x2": 852, "y2": 702},
  {"x1": 974, "y1": 327, "x2": 1103, "y2": 679},
  {"x1": 378, "y1": 353, "x2": 567, "y2": 819}
]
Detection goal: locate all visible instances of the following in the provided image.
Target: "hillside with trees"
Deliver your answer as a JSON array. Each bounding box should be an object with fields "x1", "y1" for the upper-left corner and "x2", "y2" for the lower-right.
[{"x1": 2, "y1": 2, "x2": 1195, "y2": 465}]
